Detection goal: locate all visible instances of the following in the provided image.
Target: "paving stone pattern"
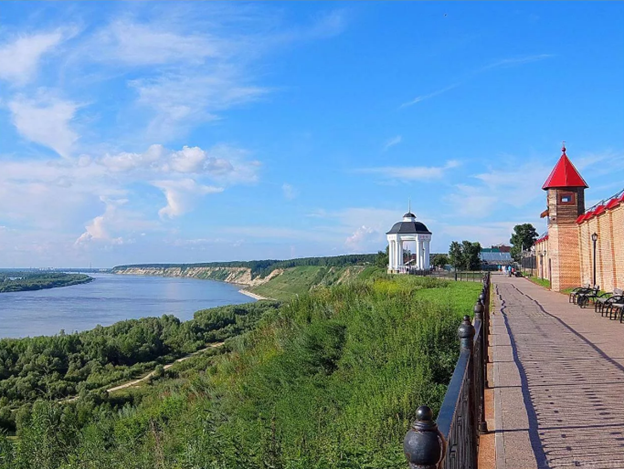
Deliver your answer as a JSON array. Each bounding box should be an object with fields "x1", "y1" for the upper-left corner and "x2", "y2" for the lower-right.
[{"x1": 492, "y1": 275, "x2": 624, "y2": 469}]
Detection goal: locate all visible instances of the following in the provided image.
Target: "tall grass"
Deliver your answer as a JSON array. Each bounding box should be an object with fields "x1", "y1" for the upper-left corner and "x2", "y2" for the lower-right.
[{"x1": 0, "y1": 275, "x2": 481, "y2": 469}]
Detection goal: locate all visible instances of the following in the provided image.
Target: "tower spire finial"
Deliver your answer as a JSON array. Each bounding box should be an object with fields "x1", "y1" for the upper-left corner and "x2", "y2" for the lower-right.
[
  {"x1": 562, "y1": 141, "x2": 566, "y2": 154},
  {"x1": 408, "y1": 198, "x2": 411, "y2": 214}
]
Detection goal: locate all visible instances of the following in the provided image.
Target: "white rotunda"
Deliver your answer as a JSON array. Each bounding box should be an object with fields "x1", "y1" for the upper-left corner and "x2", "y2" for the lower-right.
[{"x1": 386, "y1": 211, "x2": 432, "y2": 273}]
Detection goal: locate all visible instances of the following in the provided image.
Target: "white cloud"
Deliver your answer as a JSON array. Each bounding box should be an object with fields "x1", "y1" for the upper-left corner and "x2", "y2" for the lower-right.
[
  {"x1": 98, "y1": 144, "x2": 166, "y2": 172},
  {"x1": 477, "y1": 54, "x2": 554, "y2": 73},
  {"x1": 383, "y1": 135, "x2": 402, "y2": 152},
  {"x1": 153, "y1": 179, "x2": 223, "y2": 219},
  {"x1": 472, "y1": 163, "x2": 551, "y2": 208},
  {"x1": 573, "y1": 150, "x2": 624, "y2": 176},
  {"x1": 0, "y1": 6, "x2": 351, "y2": 265},
  {"x1": 0, "y1": 31, "x2": 64, "y2": 85},
  {"x1": 358, "y1": 160, "x2": 460, "y2": 181},
  {"x1": 333, "y1": 207, "x2": 401, "y2": 231},
  {"x1": 90, "y1": 8, "x2": 344, "y2": 141},
  {"x1": 282, "y1": 183, "x2": 298, "y2": 200},
  {"x1": 9, "y1": 95, "x2": 79, "y2": 158},
  {"x1": 75, "y1": 197, "x2": 125, "y2": 245},
  {"x1": 304, "y1": 10, "x2": 348, "y2": 39},
  {"x1": 130, "y1": 72, "x2": 268, "y2": 140},
  {"x1": 439, "y1": 221, "x2": 518, "y2": 247},
  {"x1": 220, "y1": 225, "x2": 338, "y2": 244},
  {"x1": 444, "y1": 155, "x2": 557, "y2": 221},
  {"x1": 97, "y1": 144, "x2": 260, "y2": 183},
  {"x1": 95, "y1": 20, "x2": 227, "y2": 66},
  {"x1": 169, "y1": 146, "x2": 210, "y2": 173},
  {"x1": 306, "y1": 208, "x2": 328, "y2": 218},
  {"x1": 202, "y1": 144, "x2": 261, "y2": 184},
  {"x1": 308, "y1": 206, "x2": 411, "y2": 252},
  {"x1": 0, "y1": 141, "x2": 256, "y2": 251},
  {"x1": 400, "y1": 54, "x2": 553, "y2": 109},
  {"x1": 400, "y1": 84, "x2": 459, "y2": 108},
  {"x1": 345, "y1": 225, "x2": 378, "y2": 251},
  {"x1": 74, "y1": 196, "x2": 159, "y2": 247},
  {"x1": 445, "y1": 185, "x2": 499, "y2": 219}
]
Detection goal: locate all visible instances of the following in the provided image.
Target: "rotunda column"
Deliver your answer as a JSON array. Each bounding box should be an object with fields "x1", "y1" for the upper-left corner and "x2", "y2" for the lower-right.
[
  {"x1": 414, "y1": 237, "x2": 421, "y2": 269},
  {"x1": 424, "y1": 239, "x2": 431, "y2": 269},
  {"x1": 393, "y1": 240, "x2": 397, "y2": 271}
]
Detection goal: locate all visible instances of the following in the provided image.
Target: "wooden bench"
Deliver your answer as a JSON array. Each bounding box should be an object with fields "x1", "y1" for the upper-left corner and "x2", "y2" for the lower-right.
[{"x1": 595, "y1": 288, "x2": 624, "y2": 315}]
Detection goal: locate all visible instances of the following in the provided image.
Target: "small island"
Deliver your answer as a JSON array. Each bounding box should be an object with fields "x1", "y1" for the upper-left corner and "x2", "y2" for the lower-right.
[{"x1": 0, "y1": 272, "x2": 93, "y2": 293}]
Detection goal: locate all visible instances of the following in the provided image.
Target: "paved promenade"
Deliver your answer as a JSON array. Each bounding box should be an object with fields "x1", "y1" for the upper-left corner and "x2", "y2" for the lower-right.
[{"x1": 492, "y1": 275, "x2": 624, "y2": 469}]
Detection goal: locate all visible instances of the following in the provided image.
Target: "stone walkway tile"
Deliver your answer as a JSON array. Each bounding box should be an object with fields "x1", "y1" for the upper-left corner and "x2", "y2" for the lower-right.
[{"x1": 492, "y1": 275, "x2": 624, "y2": 469}]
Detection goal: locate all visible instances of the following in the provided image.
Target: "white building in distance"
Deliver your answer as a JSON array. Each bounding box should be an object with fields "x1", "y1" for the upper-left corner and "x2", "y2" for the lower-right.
[{"x1": 386, "y1": 211, "x2": 432, "y2": 273}]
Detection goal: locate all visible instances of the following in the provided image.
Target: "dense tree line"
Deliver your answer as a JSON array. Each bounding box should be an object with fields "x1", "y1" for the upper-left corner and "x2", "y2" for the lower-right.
[
  {"x1": 0, "y1": 273, "x2": 92, "y2": 293},
  {"x1": 448, "y1": 241, "x2": 482, "y2": 271},
  {"x1": 510, "y1": 223, "x2": 538, "y2": 261},
  {"x1": 112, "y1": 254, "x2": 378, "y2": 279},
  {"x1": 0, "y1": 275, "x2": 481, "y2": 468},
  {"x1": 0, "y1": 301, "x2": 279, "y2": 430}
]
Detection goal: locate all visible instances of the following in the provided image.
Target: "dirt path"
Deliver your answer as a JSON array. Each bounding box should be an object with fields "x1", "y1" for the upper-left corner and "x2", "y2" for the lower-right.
[
  {"x1": 106, "y1": 341, "x2": 224, "y2": 393},
  {"x1": 64, "y1": 342, "x2": 224, "y2": 402}
]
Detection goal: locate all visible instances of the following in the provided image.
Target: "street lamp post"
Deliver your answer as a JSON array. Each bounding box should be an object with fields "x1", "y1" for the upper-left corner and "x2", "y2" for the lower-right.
[{"x1": 591, "y1": 232, "x2": 598, "y2": 287}]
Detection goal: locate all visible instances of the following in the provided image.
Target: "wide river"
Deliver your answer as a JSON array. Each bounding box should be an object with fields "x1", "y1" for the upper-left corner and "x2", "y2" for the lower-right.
[{"x1": 0, "y1": 273, "x2": 254, "y2": 339}]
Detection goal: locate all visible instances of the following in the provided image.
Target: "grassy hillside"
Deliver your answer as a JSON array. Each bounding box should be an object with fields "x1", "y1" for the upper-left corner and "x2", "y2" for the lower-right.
[
  {"x1": 0, "y1": 275, "x2": 481, "y2": 468},
  {"x1": 250, "y1": 265, "x2": 375, "y2": 300}
]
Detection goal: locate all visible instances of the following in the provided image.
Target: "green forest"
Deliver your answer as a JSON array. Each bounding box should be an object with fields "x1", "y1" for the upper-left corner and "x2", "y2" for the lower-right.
[
  {"x1": 0, "y1": 273, "x2": 93, "y2": 293},
  {"x1": 0, "y1": 302, "x2": 279, "y2": 425},
  {"x1": 0, "y1": 273, "x2": 480, "y2": 468}
]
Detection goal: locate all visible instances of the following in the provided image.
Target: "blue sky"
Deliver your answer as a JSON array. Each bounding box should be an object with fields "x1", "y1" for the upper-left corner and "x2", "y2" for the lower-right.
[{"x1": 0, "y1": 2, "x2": 623, "y2": 267}]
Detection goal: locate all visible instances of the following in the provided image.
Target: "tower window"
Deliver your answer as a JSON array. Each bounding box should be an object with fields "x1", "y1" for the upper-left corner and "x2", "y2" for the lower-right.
[{"x1": 559, "y1": 192, "x2": 575, "y2": 205}]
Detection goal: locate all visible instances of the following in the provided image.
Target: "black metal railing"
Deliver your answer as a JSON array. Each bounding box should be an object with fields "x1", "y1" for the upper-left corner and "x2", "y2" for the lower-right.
[
  {"x1": 404, "y1": 273, "x2": 490, "y2": 469},
  {"x1": 520, "y1": 252, "x2": 536, "y2": 276},
  {"x1": 409, "y1": 270, "x2": 488, "y2": 283}
]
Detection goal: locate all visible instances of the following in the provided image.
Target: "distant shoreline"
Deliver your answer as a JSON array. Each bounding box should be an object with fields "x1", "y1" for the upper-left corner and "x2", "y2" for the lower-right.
[{"x1": 0, "y1": 273, "x2": 94, "y2": 293}]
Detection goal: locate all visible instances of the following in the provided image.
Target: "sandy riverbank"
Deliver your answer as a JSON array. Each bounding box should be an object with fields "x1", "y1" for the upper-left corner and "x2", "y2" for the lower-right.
[{"x1": 239, "y1": 289, "x2": 271, "y2": 301}]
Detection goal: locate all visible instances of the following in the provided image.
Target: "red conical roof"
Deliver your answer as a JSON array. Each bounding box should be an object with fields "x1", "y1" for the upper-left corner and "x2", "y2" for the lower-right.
[{"x1": 542, "y1": 144, "x2": 588, "y2": 190}]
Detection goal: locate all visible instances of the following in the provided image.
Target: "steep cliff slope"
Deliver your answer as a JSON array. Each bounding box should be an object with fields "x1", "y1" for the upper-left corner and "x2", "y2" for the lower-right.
[
  {"x1": 111, "y1": 255, "x2": 379, "y2": 298},
  {"x1": 111, "y1": 265, "x2": 281, "y2": 286}
]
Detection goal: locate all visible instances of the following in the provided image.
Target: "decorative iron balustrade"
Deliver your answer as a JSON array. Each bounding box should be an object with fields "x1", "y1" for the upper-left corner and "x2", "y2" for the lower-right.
[
  {"x1": 404, "y1": 273, "x2": 490, "y2": 469},
  {"x1": 409, "y1": 270, "x2": 490, "y2": 283}
]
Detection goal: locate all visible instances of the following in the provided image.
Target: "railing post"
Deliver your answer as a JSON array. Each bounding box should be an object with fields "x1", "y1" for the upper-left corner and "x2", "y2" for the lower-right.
[
  {"x1": 473, "y1": 301, "x2": 488, "y2": 435},
  {"x1": 458, "y1": 315, "x2": 475, "y2": 350},
  {"x1": 458, "y1": 316, "x2": 478, "y2": 469},
  {"x1": 478, "y1": 292, "x2": 489, "y2": 364},
  {"x1": 404, "y1": 406, "x2": 446, "y2": 469}
]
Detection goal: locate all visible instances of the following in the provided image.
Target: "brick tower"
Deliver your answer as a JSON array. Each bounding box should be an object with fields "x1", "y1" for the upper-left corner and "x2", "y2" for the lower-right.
[{"x1": 542, "y1": 144, "x2": 588, "y2": 291}]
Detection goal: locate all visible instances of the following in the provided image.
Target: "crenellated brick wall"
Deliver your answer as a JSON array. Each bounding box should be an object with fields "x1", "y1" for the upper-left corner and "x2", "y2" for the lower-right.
[
  {"x1": 538, "y1": 194, "x2": 624, "y2": 292},
  {"x1": 578, "y1": 203, "x2": 624, "y2": 292}
]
